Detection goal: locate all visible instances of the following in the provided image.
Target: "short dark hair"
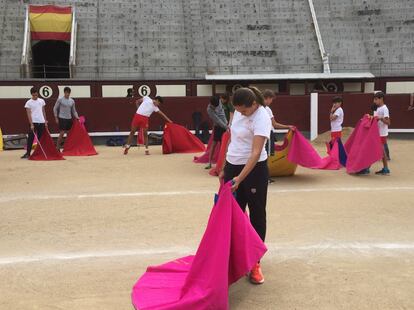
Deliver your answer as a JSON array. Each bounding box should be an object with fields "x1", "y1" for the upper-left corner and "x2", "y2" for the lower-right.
[
  {"x1": 220, "y1": 92, "x2": 230, "y2": 101},
  {"x1": 374, "y1": 91, "x2": 385, "y2": 99},
  {"x1": 64, "y1": 87, "x2": 71, "y2": 93},
  {"x1": 263, "y1": 89, "x2": 275, "y2": 99},
  {"x1": 154, "y1": 96, "x2": 163, "y2": 104},
  {"x1": 332, "y1": 96, "x2": 343, "y2": 104},
  {"x1": 126, "y1": 88, "x2": 134, "y2": 97},
  {"x1": 30, "y1": 87, "x2": 38, "y2": 94},
  {"x1": 210, "y1": 95, "x2": 220, "y2": 107}
]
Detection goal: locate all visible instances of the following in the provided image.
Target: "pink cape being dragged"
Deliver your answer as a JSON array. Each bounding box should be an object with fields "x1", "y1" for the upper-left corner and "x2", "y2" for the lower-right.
[
  {"x1": 131, "y1": 182, "x2": 267, "y2": 310},
  {"x1": 193, "y1": 132, "x2": 220, "y2": 164},
  {"x1": 62, "y1": 120, "x2": 98, "y2": 156},
  {"x1": 344, "y1": 116, "x2": 383, "y2": 174},
  {"x1": 29, "y1": 130, "x2": 64, "y2": 161},
  {"x1": 163, "y1": 123, "x2": 206, "y2": 154},
  {"x1": 209, "y1": 131, "x2": 230, "y2": 176},
  {"x1": 287, "y1": 130, "x2": 340, "y2": 170}
]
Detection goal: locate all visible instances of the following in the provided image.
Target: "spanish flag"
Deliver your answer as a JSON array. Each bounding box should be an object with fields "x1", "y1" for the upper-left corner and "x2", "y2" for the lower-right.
[{"x1": 30, "y1": 5, "x2": 72, "y2": 41}]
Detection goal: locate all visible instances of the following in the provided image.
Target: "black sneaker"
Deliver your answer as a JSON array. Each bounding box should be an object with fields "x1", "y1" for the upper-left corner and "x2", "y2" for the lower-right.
[
  {"x1": 356, "y1": 168, "x2": 370, "y2": 175},
  {"x1": 21, "y1": 153, "x2": 30, "y2": 159},
  {"x1": 375, "y1": 168, "x2": 390, "y2": 175}
]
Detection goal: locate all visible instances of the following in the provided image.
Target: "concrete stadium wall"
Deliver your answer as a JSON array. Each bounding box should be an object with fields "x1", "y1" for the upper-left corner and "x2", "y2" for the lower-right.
[{"x1": 1, "y1": 0, "x2": 413, "y2": 79}]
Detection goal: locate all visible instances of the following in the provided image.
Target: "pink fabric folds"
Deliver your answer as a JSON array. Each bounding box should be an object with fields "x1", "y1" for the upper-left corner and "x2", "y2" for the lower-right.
[
  {"x1": 287, "y1": 130, "x2": 340, "y2": 170},
  {"x1": 131, "y1": 182, "x2": 267, "y2": 310},
  {"x1": 344, "y1": 115, "x2": 383, "y2": 174},
  {"x1": 193, "y1": 132, "x2": 220, "y2": 164}
]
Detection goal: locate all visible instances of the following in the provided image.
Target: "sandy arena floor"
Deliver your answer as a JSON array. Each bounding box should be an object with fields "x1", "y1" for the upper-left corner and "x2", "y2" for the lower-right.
[{"x1": 1, "y1": 139, "x2": 414, "y2": 310}]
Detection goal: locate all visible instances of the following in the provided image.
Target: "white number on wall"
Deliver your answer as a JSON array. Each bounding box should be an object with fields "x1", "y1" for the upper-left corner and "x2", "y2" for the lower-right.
[
  {"x1": 138, "y1": 85, "x2": 151, "y2": 97},
  {"x1": 39, "y1": 85, "x2": 53, "y2": 98}
]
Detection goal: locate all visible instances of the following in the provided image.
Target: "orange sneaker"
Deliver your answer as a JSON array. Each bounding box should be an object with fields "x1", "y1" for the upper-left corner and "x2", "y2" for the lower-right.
[
  {"x1": 145, "y1": 149, "x2": 150, "y2": 155},
  {"x1": 249, "y1": 263, "x2": 264, "y2": 284}
]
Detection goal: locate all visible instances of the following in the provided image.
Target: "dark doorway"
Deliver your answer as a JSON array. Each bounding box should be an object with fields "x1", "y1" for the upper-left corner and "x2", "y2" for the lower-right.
[{"x1": 32, "y1": 40, "x2": 70, "y2": 78}]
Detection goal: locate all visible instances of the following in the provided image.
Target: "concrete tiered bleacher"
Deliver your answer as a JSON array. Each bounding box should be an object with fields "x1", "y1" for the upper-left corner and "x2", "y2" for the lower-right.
[{"x1": 0, "y1": 0, "x2": 413, "y2": 79}]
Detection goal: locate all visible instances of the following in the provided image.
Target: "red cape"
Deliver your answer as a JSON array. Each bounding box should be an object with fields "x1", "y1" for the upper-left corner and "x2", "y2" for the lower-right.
[
  {"x1": 209, "y1": 131, "x2": 230, "y2": 176},
  {"x1": 29, "y1": 130, "x2": 64, "y2": 161},
  {"x1": 62, "y1": 120, "x2": 98, "y2": 156},
  {"x1": 163, "y1": 123, "x2": 206, "y2": 154}
]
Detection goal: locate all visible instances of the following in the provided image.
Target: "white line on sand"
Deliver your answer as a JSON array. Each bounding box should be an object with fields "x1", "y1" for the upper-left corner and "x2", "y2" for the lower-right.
[
  {"x1": 1, "y1": 242, "x2": 414, "y2": 266},
  {"x1": 1, "y1": 186, "x2": 413, "y2": 203}
]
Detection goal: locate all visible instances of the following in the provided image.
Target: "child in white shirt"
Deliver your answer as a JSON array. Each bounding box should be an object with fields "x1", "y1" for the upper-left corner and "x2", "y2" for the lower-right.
[{"x1": 373, "y1": 92, "x2": 391, "y2": 175}]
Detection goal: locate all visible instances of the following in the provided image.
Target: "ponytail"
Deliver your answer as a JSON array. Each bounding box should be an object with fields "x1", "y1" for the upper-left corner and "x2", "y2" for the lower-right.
[
  {"x1": 233, "y1": 87, "x2": 265, "y2": 107},
  {"x1": 248, "y1": 86, "x2": 265, "y2": 106}
]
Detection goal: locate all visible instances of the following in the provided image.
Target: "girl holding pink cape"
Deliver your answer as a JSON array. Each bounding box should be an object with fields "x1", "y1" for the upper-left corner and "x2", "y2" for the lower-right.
[{"x1": 220, "y1": 87, "x2": 271, "y2": 284}]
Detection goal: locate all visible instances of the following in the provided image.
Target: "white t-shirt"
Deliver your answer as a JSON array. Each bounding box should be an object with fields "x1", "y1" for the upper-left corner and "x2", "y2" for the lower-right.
[
  {"x1": 226, "y1": 106, "x2": 271, "y2": 165},
  {"x1": 265, "y1": 106, "x2": 276, "y2": 131},
  {"x1": 137, "y1": 96, "x2": 159, "y2": 117},
  {"x1": 374, "y1": 105, "x2": 390, "y2": 137},
  {"x1": 265, "y1": 106, "x2": 274, "y2": 119},
  {"x1": 330, "y1": 107, "x2": 344, "y2": 132},
  {"x1": 24, "y1": 98, "x2": 46, "y2": 123}
]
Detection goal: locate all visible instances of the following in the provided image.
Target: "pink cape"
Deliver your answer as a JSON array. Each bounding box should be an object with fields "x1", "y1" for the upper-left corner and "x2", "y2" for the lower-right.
[
  {"x1": 193, "y1": 132, "x2": 220, "y2": 164},
  {"x1": 62, "y1": 120, "x2": 98, "y2": 156},
  {"x1": 29, "y1": 130, "x2": 64, "y2": 161},
  {"x1": 79, "y1": 115, "x2": 86, "y2": 130},
  {"x1": 344, "y1": 116, "x2": 383, "y2": 174},
  {"x1": 209, "y1": 131, "x2": 230, "y2": 176},
  {"x1": 287, "y1": 130, "x2": 340, "y2": 170},
  {"x1": 131, "y1": 182, "x2": 267, "y2": 310},
  {"x1": 163, "y1": 123, "x2": 206, "y2": 154}
]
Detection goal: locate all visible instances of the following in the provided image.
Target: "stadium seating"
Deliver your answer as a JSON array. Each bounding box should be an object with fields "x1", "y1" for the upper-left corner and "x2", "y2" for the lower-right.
[{"x1": 0, "y1": 0, "x2": 413, "y2": 79}]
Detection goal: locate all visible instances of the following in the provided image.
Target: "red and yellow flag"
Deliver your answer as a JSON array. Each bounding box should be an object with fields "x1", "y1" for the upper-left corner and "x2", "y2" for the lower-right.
[{"x1": 29, "y1": 5, "x2": 72, "y2": 41}]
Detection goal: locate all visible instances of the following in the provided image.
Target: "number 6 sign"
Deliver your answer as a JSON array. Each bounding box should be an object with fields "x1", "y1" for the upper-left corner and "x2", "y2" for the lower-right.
[
  {"x1": 39, "y1": 85, "x2": 53, "y2": 99},
  {"x1": 138, "y1": 85, "x2": 151, "y2": 97}
]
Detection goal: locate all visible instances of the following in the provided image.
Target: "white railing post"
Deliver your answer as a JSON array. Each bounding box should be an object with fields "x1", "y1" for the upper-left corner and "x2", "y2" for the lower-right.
[
  {"x1": 69, "y1": 7, "x2": 77, "y2": 78},
  {"x1": 21, "y1": 5, "x2": 30, "y2": 78},
  {"x1": 310, "y1": 92, "x2": 319, "y2": 141},
  {"x1": 308, "y1": 0, "x2": 330, "y2": 73}
]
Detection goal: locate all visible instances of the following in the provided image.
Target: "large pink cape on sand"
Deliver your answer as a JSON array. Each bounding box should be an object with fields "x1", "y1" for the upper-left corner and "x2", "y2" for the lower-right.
[
  {"x1": 131, "y1": 182, "x2": 267, "y2": 310},
  {"x1": 287, "y1": 130, "x2": 340, "y2": 170},
  {"x1": 287, "y1": 116, "x2": 383, "y2": 173},
  {"x1": 344, "y1": 116, "x2": 383, "y2": 173}
]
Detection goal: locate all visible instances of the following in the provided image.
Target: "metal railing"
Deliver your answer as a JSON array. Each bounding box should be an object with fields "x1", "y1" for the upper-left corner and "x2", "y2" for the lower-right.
[{"x1": 1, "y1": 62, "x2": 414, "y2": 80}]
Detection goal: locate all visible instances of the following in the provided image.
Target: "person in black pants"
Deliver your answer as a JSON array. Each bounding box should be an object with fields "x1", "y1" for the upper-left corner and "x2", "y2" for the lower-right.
[
  {"x1": 206, "y1": 95, "x2": 228, "y2": 169},
  {"x1": 21, "y1": 87, "x2": 48, "y2": 159},
  {"x1": 219, "y1": 87, "x2": 271, "y2": 285}
]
